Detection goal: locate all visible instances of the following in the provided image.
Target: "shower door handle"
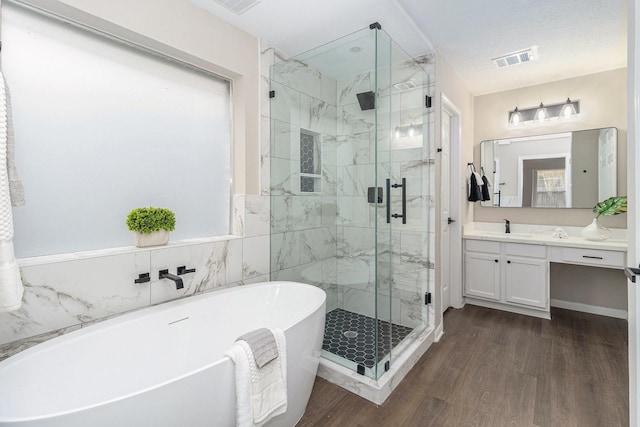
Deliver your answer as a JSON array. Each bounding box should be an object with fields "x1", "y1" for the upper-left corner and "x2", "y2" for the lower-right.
[
  {"x1": 386, "y1": 179, "x2": 391, "y2": 224},
  {"x1": 388, "y1": 178, "x2": 407, "y2": 224}
]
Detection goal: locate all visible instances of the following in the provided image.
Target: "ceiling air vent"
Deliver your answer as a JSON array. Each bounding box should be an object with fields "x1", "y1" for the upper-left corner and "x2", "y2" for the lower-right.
[
  {"x1": 211, "y1": 0, "x2": 262, "y2": 14},
  {"x1": 393, "y1": 80, "x2": 417, "y2": 92},
  {"x1": 492, "y1": 47, "x2": 538, "y2": 68}
]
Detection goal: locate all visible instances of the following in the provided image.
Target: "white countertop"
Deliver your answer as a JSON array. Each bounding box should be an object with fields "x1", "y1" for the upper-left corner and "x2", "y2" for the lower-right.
[{"x1": 463, "y1": 222, "x2": 627, "y2": 251}]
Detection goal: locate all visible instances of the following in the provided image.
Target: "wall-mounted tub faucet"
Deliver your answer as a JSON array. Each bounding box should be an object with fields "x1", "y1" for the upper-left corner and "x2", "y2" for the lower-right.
[
  {"x1": 504, "y1": 219, "x2": 511, "y2": 234},
  {"x1": 159, "y1": 269, "x2": 184, "y2": 290}
]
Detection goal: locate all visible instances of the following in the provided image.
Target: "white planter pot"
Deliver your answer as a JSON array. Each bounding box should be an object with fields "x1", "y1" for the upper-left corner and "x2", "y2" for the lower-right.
[
  {"x1": 133, "y1": 230, "x2": 170, "y2": 248},
  {"x1": 580, "y1": 218, "x2": 612, "y2": 241}
]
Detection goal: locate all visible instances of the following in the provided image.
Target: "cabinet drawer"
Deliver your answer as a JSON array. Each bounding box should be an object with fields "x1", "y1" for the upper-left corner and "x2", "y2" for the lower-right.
[
  {"x1": 505, "y1": 243, "x2": 546, "y2": 258},
  {"x1": 465, "y1": 239, "x2": 500, "y2": 253},
  {"x1": 562, "y1": 248, "x2": 625, "y2": 268}
]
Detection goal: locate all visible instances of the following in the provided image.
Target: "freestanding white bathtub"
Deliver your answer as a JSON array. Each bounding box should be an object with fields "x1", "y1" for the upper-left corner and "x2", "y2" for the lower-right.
[{"x1": 0, "y1": 281, "x2": 326, "y2": 427}]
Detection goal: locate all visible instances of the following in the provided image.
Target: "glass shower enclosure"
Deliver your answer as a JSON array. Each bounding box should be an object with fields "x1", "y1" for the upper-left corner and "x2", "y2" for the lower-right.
[{"x1": 270, "y1": 24, "x2": 433, "y2": 380}]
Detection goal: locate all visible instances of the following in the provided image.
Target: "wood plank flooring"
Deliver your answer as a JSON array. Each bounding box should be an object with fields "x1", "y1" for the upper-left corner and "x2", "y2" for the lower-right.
[{"x1": 298, "y1": 305, "x2": 629, "y2": 427}]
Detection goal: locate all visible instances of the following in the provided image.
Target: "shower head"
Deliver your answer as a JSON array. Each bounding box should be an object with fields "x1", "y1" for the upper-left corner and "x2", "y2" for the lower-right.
[{"x1": 356, "y1": 91, "x2": 375, "y2": 111}]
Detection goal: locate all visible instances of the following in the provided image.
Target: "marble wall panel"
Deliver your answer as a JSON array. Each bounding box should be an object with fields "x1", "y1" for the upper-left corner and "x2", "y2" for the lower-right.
[
  {"x1": 339, "y1": 103, "x2": 375, "y2": 135},
  {"x1": 270, "y1": 157, "x2": 300, "y2": 195},
  {"x1": 150, "y1": 239, "x2": 243, "y2": 305},
  {"x1": 231, "y1": 194, "x2": 245, "y2": 236},
  {"x1": 337, "y1": 71, "x2": 372, "y2": 106},
  {"x1": 337, "y1": 196, "x2": 370, "y2": 227},
  {"x1": 243, "y1": 235, "x2": 270, "y2": 279},
  {"x1": 245, "y1": 195, "x2": 270, "y2": 237},
  {"x1": 0, "y1": 252, "x2": 150, "y2": 345},
  {"x1": 271, "y1": 119, "x2": 299, "y2": 160},
  {"x1": 300, "y1": 94, "x2": 337, "y2": 136},
  {"x1": 270, "y1": 80, "x2": 300, "y2": 126},
  {"x1": 260, "y1": 105, "x2": 271, "y2": 196},
  {"x1": 271, "y1": 60, "x2": 323, "y2": 99},
  {"x1": 271, "y1": 231, "x2": 301, "y2": 271},
  {"x1": 299, "y1": 227, "x2": 337, "y2": 265}
]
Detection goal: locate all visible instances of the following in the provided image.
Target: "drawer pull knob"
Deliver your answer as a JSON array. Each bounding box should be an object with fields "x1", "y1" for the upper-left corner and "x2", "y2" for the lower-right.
[
  {"x1": 582, "y1": 255, "x2": 604, "y2": 260},
  {"x1": 495, "y1": 259, "x2": 499, "y2": 263},
  {"x1": 507, "y1": 260, "x2": 511, "y2": 264}
]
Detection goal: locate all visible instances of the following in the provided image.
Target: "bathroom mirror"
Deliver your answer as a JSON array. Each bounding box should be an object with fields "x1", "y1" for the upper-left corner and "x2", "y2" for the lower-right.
[{"x1": 480, "y1": 127, "x2": 617, "y2": 208}]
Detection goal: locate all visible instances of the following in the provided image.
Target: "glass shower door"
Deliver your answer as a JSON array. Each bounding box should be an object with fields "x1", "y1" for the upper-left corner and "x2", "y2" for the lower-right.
[{"x1": 269, "y1": 23, "x2": 432, "y2": 382}]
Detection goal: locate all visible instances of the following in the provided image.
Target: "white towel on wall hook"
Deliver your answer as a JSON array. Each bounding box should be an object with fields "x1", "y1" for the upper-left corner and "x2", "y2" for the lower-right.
[{"x1": 0, "y1": 71, "x2": 23, "y2": 312}]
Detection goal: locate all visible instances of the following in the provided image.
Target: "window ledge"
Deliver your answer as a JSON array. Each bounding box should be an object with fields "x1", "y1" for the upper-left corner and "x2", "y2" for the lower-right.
[{"x1": 18, "y1": 235, "x2": 243, "y2": 267}]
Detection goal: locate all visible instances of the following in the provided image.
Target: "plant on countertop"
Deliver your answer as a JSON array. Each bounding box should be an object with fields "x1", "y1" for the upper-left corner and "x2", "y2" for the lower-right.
[
  {"x1": 593, "y1": 196, "x2": 627, "y2": 219},
  {"x1": 126, "y1": 207, "x2": 176, "y2": 234}
]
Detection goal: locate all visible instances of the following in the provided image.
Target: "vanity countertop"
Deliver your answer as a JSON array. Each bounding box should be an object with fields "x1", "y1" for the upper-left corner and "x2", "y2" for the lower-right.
[{"x1": 463, "y1": 223, "x2": 627, "y2": 251}]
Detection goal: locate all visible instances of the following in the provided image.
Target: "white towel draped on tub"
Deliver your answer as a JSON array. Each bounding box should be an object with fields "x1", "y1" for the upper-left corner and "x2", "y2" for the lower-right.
[
  {"x1": 0, "y1": 71, "x2": 23, "y2": 312},
  {"x1": 225, "y1": 328, "x2": 287, "y2": 427}
]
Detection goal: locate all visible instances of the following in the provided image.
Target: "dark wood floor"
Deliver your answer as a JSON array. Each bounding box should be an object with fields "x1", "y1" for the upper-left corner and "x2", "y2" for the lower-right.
[{"x1": 298, "y1": 305, "x2": 629, "y2": 427}]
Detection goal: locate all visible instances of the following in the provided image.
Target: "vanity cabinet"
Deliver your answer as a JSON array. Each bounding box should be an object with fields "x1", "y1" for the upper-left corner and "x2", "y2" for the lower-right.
[
  {"x1": 464, "y1": 239, "x2": 549, "y2": 316},
  {"x1": 464, "y1": 241, "x2": 501, "y2": 301},
  {"x1": 504, "y1": 256, "x2": 547, "y2": 308}
]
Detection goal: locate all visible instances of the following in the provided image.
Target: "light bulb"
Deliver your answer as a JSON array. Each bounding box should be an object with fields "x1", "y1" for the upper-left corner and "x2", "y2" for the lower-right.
[
  {"x1": 535, "y1": 103, "x2": 549, "y2": 122},
  {"x1": 559, "y1": 98, "x2": 577, "y2": 118},
  {"x1": 395, "y1": 127, "x2": 401, "y2": 139},
  {"x1": 408, "y1": 126, "x2": 415, "y2": 137},
  {"x1": 509, "y1": 107, "x2": 524, "y2": 125}
]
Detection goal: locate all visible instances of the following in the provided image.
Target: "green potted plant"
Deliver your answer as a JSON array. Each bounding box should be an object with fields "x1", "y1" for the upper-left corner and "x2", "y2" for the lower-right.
[
  {"x1": 126, "y1": 207, "x2": 176, "y2": 248},
  {"x1": 581, "y1": 196, "x2": 627, "y2": 241}
]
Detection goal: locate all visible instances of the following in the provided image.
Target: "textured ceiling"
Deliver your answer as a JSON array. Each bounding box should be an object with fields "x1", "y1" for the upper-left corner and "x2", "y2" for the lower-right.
[{"x1": 190, "y1": 0, "x2": 627, "y2": 95}]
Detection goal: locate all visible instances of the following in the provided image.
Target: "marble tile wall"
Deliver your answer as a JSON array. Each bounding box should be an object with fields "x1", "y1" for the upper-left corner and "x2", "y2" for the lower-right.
[
  {"x1": 267, "y1": 45, "x2": 340, "y2": 310},
  {"x1": 0, "y1": 218, "x2": 272, "y2": 356}
]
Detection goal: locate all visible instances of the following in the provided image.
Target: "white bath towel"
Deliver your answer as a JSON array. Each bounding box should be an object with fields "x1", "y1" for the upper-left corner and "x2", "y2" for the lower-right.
[
  {"x1": 5, "y1": 82, "x2": 24, "y2": 207},
  {"x1": 0, "y1": 71, "x2": 23, "y2": 312},
  {"x1": 225, "y1": 328, "x2": 287, "y2": 427}
]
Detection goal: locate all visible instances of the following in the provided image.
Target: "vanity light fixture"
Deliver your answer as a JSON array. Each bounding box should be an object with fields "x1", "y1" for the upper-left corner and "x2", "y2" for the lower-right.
[{"x1": 507, "y1": 99, "x2": 580, "y2": 125}]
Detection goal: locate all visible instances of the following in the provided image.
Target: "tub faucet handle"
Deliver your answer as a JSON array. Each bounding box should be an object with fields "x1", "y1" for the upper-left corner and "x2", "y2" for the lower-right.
[
  {"x1": 177, "y1": 266, "x2": 196, "y2": 275},
  {"x1": 134, "y1": 273, "x2": 150, "y2": 284}
]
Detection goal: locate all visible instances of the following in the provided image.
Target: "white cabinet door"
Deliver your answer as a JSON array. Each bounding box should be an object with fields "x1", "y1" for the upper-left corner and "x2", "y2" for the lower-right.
[
  {"x1": 504, "y1": 256, "x2": 548, "y2": 309},
  {"x1": 464, "y1": 252, "x2": 501, "y2": 301}
]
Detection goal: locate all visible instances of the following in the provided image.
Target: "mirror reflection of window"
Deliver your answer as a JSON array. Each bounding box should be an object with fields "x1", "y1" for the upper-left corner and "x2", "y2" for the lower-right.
[
  {"x1": 480, "y1": 128, "x2": 617, "y2": 209},
  {"x1": 532, "y1": 169, "x2": 566, "y2": 208}
]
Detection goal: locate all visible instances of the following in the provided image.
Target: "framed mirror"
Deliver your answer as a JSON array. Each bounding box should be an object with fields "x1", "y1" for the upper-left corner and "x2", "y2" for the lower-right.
[{"x1": 480, "y1": 127, "x2": 617, "y2": 208}]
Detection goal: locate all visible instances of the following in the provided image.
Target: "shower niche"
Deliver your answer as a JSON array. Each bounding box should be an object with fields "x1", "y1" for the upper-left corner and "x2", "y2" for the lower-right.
[
  {"x1": 269, "y1": 23, "x2": 435, "y2": 400},
  {"x1": 299, "y1": 129, "x2": 321, "y2": 193}
]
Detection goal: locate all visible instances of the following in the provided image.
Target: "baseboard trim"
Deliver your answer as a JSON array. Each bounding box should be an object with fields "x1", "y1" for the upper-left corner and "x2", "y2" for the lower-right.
[
  {"x1": 550, "y1": 299, "x2": 628, "y2": 320},
  {"x1": 434, "y1": 324, "x2": 444, "y2": 342}
]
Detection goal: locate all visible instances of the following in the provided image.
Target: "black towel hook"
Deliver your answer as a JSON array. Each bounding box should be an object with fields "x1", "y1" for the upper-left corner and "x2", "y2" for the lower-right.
[{"x1": 467, "y1": 162, "x2": 476, "y2": 173}]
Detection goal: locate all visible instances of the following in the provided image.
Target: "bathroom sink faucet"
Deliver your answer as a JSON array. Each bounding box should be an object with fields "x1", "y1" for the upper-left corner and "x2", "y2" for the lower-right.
[
  {"x1": 504, "y1": 219, "x2": 511, "y2": 234},
  {"x1": 159, "y1": 269, "x2": 184, "y2": 290}
]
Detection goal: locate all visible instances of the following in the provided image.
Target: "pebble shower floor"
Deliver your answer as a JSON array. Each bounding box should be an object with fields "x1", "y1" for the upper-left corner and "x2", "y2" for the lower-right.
[{"x1": 322, "y1": 308, "x2": 414, "y2": 369}]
